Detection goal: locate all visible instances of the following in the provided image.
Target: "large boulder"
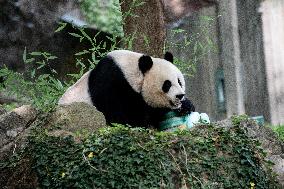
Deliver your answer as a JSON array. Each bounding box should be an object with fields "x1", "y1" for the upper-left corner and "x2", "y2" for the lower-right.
[
  {"x1": 0, "y1": 102, "x2": 106, "y2": 160},
  {"x1": 46, "y1": 102, "x2": 106, "y2": 140},
  {"x1": 247, "y1": 122, "x2": 284, "y2": 186},
  {"x1": 0, "y1": 102, "x2": 106, "y2": 188}
]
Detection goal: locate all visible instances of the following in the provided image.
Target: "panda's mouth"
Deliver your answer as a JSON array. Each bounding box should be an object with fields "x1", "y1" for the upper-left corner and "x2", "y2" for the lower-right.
[{"x1": 170, "y1": 100, "x2": 182, "y2": 109}]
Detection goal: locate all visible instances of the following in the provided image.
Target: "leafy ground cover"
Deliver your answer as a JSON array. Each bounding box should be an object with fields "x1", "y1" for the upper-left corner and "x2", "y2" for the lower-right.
[
  {"x1": 271, "y1": 125, "x2": 284, "y2": 141},
  {"x1": 22, "y1": 117, "x2": 279, "y2": 188}
]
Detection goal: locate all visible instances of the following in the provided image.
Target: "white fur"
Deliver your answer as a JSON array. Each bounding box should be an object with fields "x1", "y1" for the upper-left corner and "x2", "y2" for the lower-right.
[
  {"x1": 58, "y1": 70, "x2": 92, "y2": 105},
  {"x1": 108, "y1": 50, "x2": 144, "y2": 93}
]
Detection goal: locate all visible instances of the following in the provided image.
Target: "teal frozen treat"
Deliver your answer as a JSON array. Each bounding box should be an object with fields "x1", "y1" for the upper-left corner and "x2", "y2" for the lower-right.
[{"x1": 159, "y1": 111, "x2": 211, "y2": 131}]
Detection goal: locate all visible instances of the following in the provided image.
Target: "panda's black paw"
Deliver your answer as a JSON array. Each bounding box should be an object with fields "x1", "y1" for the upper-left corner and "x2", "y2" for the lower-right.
[{"x1": 177, "y1": 98, "x2": 195, "y2": 116}]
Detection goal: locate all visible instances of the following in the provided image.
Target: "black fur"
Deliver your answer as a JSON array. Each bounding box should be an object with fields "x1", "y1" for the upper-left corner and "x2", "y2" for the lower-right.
[
  {"x1": 177, "y1": 98, "x2": 195, "y2": 116},
  {"x1": 164, "y1": 52, "x2": 174, "y2": 63},
  {"x1": 178, "y1": 78, "x2": 182, "y2": 87},
  {"x1": 138, "y1": 55, "x2": 153, "y2": 75},
  {"x1": 88, "y1": 56, "x2": 169, "y2": 128},
  {"x1": 162, "y1": 80, "x2": 172, "y2": 93}
]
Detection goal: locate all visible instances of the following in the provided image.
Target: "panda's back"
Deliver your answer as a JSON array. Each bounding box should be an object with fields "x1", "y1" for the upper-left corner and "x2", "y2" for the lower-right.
[
  {"x1": 58, "y1": 50, "x2": 142, "y2": 106},
  {"x1": 58, "y1": 70, "x2": 92, "y2": 105}
]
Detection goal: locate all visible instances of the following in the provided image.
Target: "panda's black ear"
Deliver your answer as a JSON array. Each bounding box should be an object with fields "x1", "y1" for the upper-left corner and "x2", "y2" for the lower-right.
[
  {"x1": 139, "y1": 55, "x2": 153, "y2": 74},
  {"x1": 164, "y1": 52, "x2": 173, "y2": 63}
]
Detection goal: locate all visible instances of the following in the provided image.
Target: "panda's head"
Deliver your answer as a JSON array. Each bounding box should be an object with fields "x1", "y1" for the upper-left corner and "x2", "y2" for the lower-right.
[{"x1": 139, "y1": 52, "x2": 186, "y2": 109}]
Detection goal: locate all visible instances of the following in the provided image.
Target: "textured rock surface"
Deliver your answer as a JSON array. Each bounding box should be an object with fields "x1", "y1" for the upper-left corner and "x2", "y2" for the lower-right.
[
  {"x1": 0, "y1": 106, "x2": 7, "y2": 115},
  {"x1": 47, "y1": 102, "x2": 106, "y2": 139},
  {"x1": 217, "y1": 119, "x2": 284, "y2": 187},
  {"x1": 0, "y1": 105, "x2": 37, "y2": 160},
  {"x1": 246, "y1": 122, "x2": 284, "y2": 186},
  {"x1": 0, "y1": 102, "x2": 106, "y2": 188},
  {"x1": 0, "y1": 103, "x2": 106, "y2": 160}
]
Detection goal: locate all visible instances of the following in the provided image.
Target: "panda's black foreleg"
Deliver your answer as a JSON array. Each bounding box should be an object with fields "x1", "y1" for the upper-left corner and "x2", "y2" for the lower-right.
[{"x1": 176, "y1": 98, "x2": 195, "y2": 116}]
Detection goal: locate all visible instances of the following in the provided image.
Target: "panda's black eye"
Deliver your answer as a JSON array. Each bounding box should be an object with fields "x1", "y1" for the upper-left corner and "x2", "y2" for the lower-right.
[
  {"x1": 162, "y1": 80, "x2": 172, "y2": 93},
  {"x1": 178, "y1": 78, "x2": 182, "y2": 87}
]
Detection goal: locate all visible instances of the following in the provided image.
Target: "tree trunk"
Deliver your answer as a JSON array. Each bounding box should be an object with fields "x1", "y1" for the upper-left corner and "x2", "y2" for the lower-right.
[{"x1": 120, "y1": 0, "x2": 166, "y2": 58}]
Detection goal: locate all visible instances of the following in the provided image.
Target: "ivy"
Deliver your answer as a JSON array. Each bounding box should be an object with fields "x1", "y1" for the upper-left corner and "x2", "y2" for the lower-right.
[{"x1": 27, "y1": 119, "x2": 280, "y2": 188}]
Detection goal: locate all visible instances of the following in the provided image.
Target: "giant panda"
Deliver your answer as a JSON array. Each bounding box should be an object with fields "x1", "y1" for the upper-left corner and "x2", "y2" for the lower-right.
[{"x1": 59, "y1": 50, "x2": 195, "y2": 128}]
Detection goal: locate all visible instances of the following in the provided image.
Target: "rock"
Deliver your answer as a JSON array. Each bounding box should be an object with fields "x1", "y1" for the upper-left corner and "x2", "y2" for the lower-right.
[
  {"x1": 0, "y1": 102, "x2": 106, "y2": 188},
  {"x1": 13, "y1": 105, "x2": 37, "y2": 124},
  {"x1": 217, "y1": 118, "x2": 284, "y2": 187},
  {"x1": 0, "y1": 106, "x2": 6, "y2": 115},
  {"x1": 0, "y1": 102, "x2": 105, "y2": 160},
  {"x1": 0, "y1": 105, "x2": 37, "y2": 160},
  {"x1": 1, "y1": 107, "x2": 283, "y2": 188},
  {"x1": 248, "y1": 124, "x2": 284, "y2": 187},
  {"x1": 0, "y1": 155, "x2": 39, "y2": 189},
  {"x1": 47, "y1": 102, "x2": 106, "y2": 140},
  {"x1": 0, "y1": 93, "x2": 18, "y2": 104},
  {"x1": 269, "y1": 155, "x2": 284, "y2": 185},
  {"x1": 22, "y1": 119, "x2": 282, "y2": 188},
  {"x1": 246, "y1": 122, "x2": 284, "y2": 156}
]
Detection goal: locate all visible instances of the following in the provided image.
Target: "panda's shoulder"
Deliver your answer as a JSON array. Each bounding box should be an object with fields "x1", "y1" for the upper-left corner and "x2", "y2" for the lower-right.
[{"x1": 107, "y1": 50, "x2": 143, "y2": 69}]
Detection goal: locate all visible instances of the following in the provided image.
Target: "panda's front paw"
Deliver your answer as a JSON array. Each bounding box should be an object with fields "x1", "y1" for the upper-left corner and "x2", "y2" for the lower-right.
[{"x1": 177, "y1": 98, "x2": 195, "y2": 116}]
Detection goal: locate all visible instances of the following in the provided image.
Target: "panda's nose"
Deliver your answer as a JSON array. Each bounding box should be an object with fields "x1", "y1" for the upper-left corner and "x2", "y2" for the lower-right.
[{"x1": 176, "y1": 94, "x2": 184, "y2": 100}]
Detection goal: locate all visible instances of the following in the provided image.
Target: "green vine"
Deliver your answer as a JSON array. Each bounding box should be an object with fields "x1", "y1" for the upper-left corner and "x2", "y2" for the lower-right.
[{"x1": 26, "y1": 118, "x2": 280, "y2": 189}]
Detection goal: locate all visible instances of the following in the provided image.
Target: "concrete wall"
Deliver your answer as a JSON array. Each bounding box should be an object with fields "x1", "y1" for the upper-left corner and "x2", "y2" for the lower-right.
[
  {"x1": 261, "y1": 0, "x2": 284, "y2": 125},
  {"x1": 236, "y1": 0, "x2": 270, "y2": 121},
  {"x1": 217, "y1": 0, "x2": 246, "y2": 118}
]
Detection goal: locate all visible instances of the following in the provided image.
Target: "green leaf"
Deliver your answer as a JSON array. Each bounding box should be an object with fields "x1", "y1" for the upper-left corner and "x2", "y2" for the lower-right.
[
  {"x1": 23, "y1": 47, "x2": 27, "y2": 63},
  {"x1": 31, "y1": 69, "x2": 36, "y2": 78},
  {"x1": 47, "y1": 56, "x2": 58, "y2": 60},
  {"x1": 30, "y1": 52, "x2": 42, "y2": 56},
  {"x1": 55, "y1": 22, "x2": 67, "y2": 33},
  {"x1": 75, "y1": 50, "x2": 90, "y2": 56},
  {"x1": 25, "y1": 58, "x2": 35, "y2": 64},
  {"x1": 69, "y1": 32, "x2": 83, "y2": 39},
  {"x1": 37, "y1": 64, "x2": 45, "y2": 70}
]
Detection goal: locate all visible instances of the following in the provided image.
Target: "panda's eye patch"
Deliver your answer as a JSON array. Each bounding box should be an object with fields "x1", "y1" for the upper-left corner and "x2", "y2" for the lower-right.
[
  {"x1": 162, "y1": 80, "x2": 172, "y2": 93},
  {"x1": 178, "y1": 78, "x2": 182, "y2": 87}
]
